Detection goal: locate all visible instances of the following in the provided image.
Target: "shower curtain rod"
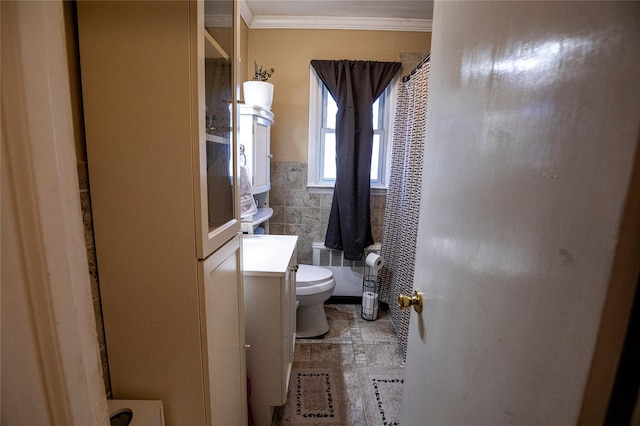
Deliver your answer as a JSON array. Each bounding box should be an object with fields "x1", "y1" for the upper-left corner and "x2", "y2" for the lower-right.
[{"x1": 402, "y1": 53, "x2": 430, "y2": 83}]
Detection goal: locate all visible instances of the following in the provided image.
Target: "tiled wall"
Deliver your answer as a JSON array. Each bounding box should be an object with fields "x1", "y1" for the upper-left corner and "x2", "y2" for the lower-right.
[
  {"x1": 78, "y1": 161, "x2": 111, "y2": 398},
  {"x1": 269, "y1": 162, "x2": 386, "y2": 264}
]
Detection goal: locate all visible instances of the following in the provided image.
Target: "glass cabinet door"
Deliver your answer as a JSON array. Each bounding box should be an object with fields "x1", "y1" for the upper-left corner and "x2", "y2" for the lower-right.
[{"x1": 197, "y1": 0, "x2": 239, "y2": 258}]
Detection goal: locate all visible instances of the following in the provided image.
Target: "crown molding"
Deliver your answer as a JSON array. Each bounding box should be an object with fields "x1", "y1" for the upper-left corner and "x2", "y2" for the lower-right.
[
  {"x1": 246, "y1": 15, "x2": 432, "y2": 32},
  {"x1": 239, "y1": 0, "x2": 254, "y2": 27}
]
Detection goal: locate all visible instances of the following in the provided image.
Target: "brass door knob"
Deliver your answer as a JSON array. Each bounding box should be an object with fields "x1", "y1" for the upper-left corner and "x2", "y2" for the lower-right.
[{"x1": 397, "y1": 291, "x2": 423, "y2": 313}]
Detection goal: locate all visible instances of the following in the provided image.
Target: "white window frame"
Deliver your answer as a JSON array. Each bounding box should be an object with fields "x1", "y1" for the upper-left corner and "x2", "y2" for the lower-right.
[{"x1": 307, "y1": 66, "x2": 398, "y2": 194}]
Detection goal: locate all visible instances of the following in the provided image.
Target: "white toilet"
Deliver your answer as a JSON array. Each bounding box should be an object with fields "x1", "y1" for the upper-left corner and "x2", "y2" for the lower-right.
[{"x1": 295, "y1": 264, "x2": 336, "y2": 338}]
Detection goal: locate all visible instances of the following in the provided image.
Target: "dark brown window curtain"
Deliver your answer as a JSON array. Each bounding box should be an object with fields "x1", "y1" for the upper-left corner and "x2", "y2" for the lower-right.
[{"x1": 311, "y1": 60, "x2": 401, "y2": 260}]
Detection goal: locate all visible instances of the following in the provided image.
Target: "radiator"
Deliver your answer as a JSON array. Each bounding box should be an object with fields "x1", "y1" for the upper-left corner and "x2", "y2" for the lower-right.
[{"x1": 311, "y1": 242, "x2": 381, "y2": 297}]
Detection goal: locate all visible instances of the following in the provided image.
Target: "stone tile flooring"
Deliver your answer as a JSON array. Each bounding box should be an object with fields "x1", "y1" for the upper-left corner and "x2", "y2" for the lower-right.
[{"x1": 272, "y1": 304, "x2": 405, "y2": 425}]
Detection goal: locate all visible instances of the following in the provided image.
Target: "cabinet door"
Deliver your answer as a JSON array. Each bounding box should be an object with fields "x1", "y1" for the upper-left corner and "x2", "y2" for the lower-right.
[
  {"x1": 196, "y1": 0, "x2": 241, "y2": 258},
  {"x1": 200, "y1": 235, "x2": 247, "y2": 425},
  {"x1": 252, "y1": 117, "x2": 271, "y2": 193},
  {"x1": 238, "y1": 106, "x2": 273, "y2": 195}
]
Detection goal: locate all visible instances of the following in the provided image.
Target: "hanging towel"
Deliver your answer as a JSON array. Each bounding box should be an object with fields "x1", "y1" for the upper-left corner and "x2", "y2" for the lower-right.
[{"x1": 239, "y1": 166, "x2": 257, "y2": 219}]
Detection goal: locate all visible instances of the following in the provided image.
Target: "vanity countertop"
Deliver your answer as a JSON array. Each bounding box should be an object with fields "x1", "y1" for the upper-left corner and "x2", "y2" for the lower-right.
[{"x1": 242, "y1": 234, "x2": 298, "y2": 276}]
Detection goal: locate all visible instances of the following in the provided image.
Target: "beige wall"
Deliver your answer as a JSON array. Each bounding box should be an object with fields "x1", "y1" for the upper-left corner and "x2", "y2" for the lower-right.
[
  {"x1": 239, "y1": 18, "x2": 249, "y2": 85},
  {"x1": 246, "y1": 29, "x2": 431, "y2": 163}
]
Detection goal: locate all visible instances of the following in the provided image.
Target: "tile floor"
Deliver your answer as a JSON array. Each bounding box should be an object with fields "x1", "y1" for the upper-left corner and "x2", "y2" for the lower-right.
[{"x1": 272, "y1": 303, "x2": 405, "y2": 425}]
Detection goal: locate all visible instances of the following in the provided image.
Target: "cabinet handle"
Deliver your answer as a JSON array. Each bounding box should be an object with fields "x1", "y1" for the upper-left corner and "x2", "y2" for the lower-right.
[
  {"x1": 267, "y1": 154, "x2": 273, "y2": 158},
  {"x1": 244, "y1": 344, "x2": 250, "y2": 348},
  {"x1": 290, "y1": 265, "x2": 299, "y2": 272}
]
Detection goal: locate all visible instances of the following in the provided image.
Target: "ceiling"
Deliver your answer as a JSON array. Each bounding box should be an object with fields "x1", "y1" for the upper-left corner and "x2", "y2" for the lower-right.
[{"x1": 241, "y1": 0, "x2": 434, "y2": 32}]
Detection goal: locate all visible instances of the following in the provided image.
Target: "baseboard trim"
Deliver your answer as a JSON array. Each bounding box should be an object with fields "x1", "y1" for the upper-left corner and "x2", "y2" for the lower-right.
[
  {"x1": 326, "y1": 296, "x2": 389, "y2": 312},
  {"x1": 327, "y1": 296, "x2": 361, "y2": 305}
]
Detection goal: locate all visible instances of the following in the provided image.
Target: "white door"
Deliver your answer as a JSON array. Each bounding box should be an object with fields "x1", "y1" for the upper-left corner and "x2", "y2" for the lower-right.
[{"x1": 401, "y1": 2, "x2": 640, "y2": 425}]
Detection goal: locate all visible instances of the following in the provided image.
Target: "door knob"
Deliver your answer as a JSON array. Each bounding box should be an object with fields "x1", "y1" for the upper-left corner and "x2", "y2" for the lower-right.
[{"x1": 397, "y1": 291, "x2": 423, "y2": 313}]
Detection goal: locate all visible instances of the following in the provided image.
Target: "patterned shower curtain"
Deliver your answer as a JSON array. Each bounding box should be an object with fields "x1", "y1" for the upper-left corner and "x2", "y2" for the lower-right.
[{"x1": 380, "y1": 59, "x2": 430, "y2": 361}]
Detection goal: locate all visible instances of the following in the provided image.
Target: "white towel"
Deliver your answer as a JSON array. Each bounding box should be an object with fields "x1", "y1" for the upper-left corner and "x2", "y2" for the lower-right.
[{"x1": 239, "y1": 166, "x2": 257, "y2": 219}]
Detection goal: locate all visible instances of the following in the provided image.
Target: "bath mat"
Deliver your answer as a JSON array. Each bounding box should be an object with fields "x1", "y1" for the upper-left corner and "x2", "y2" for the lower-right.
[
  {"x1": 361, "y1": 369, "x2": 404, "y2": 426},
  {"x1": 279, "y1": 368, "x2": 348, "y2": 425}
]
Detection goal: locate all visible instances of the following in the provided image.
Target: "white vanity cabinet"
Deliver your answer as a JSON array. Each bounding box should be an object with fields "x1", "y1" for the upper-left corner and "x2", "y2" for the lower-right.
[
  {"x1": 239, "y1": 105, "x2": 274, "y2": 194},
  {"x1": 242, "y1": 235, "x2": 298, "y2": 426}
]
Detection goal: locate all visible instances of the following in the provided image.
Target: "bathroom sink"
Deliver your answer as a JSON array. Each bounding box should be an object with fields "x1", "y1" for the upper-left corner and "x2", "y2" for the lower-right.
[
  {"x1": 242, "y1": 236, "x2": 281, "y2": 264},
  {"x1": 242, "y1": 235, "x2": 298, "y2": 274}
]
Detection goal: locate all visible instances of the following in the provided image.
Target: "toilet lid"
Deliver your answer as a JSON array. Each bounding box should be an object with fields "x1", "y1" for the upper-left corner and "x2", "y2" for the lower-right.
[{"x1": 296, "y1": 264, "x2": 333, "y2": 286}]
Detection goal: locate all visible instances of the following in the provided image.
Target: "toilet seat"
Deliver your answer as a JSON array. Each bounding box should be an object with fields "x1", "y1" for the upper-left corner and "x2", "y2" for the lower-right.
[
  {"x1": 296, "y1": 265, "x2": 333, "y2": 286},
  {"x1": 296, "y1": 265, "x2": 335, "y2": 296}
]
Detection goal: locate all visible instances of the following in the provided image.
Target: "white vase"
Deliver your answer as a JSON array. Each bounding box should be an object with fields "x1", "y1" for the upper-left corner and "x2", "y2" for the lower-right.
[{"x1": 243, "y1": 81, "x2": 274, "y2": 110}]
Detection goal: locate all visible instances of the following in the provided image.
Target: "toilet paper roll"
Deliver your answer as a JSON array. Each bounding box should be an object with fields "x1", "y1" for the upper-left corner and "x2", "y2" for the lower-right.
[
  {"x1": 365, "y1": 253, "x2": 385, "y2": 270},
  {"x1": 362, "y1": 291, "x2": 379, "y2": 309},
  {"x1": 362, "y1": 291, "x2": 380, "y2": 320}
]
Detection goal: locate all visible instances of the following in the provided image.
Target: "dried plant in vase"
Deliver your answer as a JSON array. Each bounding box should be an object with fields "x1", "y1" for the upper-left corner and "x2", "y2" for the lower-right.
[
  {"x1": 244, "y1": 62, "x2": 275, "y2": 109},
  {"x1": 252, "y1": 61, "x2": 275, "y2": 82}
]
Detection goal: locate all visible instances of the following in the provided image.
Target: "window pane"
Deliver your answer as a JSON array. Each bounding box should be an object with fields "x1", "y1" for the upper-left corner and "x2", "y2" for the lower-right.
[
  {"x1": 311, "y1": 75, "x2": 391, "y2": 188},
  {"x1": 322, "y1": 132, "x2": 336, "y2": 180},
  {"x1": 326, "y1": 93, "x2": 337, "y2": 129},
  {"x1": 371, "y1": 134, "x2": 380, "y2": 180},
  {"x1": 372, "y1": 97, "x2": 380, "y2": 130}
]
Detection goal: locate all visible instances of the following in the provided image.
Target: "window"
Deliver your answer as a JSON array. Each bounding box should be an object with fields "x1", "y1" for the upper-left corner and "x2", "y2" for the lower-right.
[{"x1": 307, "y1": 67, "x2": 396, "y2": 193}]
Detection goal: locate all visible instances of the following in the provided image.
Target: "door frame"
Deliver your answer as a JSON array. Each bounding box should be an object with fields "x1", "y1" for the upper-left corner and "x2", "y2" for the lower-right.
[{"x1": 2, "y1": 1, "x2": 108, "y2": 424}]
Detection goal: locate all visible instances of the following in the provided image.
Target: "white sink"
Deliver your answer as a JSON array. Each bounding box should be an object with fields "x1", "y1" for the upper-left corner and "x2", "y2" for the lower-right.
[
  {"x1": 241, "y1": 235, "x2": 298, "y2": 274},
  {"x1": 242, "y1": 236, "x2": 281, "y2": 265}
]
